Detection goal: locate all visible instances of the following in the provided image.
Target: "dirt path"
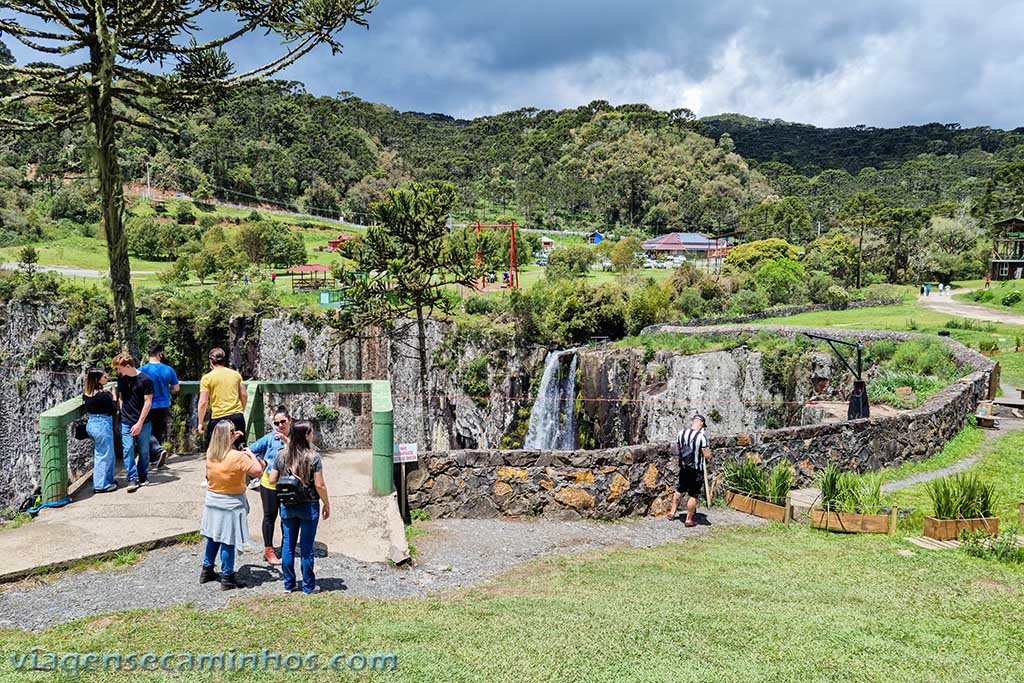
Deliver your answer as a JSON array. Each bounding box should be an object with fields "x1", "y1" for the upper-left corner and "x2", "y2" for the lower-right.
[
  {"x1": 918, "y1": 288, "x2": 1024, "y2": 326},
  {"x1": 0, "y1": 510, "x2": 763, "y2": 632}
]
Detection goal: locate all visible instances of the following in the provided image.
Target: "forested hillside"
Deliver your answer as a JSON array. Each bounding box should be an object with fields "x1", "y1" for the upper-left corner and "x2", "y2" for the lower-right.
[{"x1": 703, "y1": 113, "x2": 1024, "y2": 176}]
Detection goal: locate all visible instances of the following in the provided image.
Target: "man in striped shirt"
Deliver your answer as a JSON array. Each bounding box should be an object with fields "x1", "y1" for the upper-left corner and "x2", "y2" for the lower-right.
[{"x1": 669, "y1": 414, "x2": 711, "y2": 527}]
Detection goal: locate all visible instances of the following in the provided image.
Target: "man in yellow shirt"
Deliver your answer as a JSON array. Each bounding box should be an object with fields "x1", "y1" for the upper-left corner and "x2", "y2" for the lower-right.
[{"x1": 197, "y1": 348, "x2": 248, "y2": 447}]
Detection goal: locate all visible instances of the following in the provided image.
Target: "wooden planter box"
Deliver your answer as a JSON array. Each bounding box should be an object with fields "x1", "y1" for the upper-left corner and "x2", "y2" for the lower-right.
[
  {"x1": 811, "y1": 507, "x2": 897, "y2": 534},
  {"x1": 923, "y1": 516, "x2": 1000, "y2": 541},
  {"x1": 725, "y1": 490, "x2": 789, "y2": 523}
]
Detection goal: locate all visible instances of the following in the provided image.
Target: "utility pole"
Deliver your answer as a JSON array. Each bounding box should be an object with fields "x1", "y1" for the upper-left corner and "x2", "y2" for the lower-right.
[{"x1": 145, "y1": 161, "x2": 152, "y2": 201}]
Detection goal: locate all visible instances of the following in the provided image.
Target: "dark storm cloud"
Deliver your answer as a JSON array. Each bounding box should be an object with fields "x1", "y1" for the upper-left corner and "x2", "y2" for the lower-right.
[{"x1": 5, "y1": 1, "x2": 1021, "y2": 127}]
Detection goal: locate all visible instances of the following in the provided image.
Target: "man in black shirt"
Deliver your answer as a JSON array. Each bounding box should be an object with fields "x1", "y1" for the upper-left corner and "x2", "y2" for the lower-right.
[{"x1": 113, "y1": 352, "x2": 154, "y2": 492}]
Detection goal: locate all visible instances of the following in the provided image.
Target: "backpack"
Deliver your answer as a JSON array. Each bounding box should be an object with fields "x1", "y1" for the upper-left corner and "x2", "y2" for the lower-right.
[
  {"x1": 276, "y1": 463, "x2": 315, "y2": 505},
  {"x1": 677, "y1": 429, "x2": 702, "y2": 471}
]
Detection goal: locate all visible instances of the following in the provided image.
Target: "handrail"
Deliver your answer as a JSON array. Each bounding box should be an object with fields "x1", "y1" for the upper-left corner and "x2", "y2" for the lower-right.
[{"x1": 38, "y1": 379, "x2": 394, "y2": 503}]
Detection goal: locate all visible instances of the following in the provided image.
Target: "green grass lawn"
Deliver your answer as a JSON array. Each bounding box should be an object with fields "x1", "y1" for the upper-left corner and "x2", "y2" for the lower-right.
[
  {"x1": 1, "y1": 524, "x2": 1021, "y2": 682},
  {"x1": 757, "y1": 301, "x2": 1024, "y2": 387},
  {"x1": 886, "y1": 429, "x2": 1024, "y2": 533},
  {"x1": 875, "y1": 425, "x2": 985, "y2": 485},
  {"x1": 953, "y1": 279, "x2": 1024, "y2": 317}
]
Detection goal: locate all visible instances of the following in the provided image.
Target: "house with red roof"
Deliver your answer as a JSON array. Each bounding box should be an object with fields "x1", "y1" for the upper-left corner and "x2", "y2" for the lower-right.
[{"x1": 642, "y1": 232, "x2": 730, "y2": 259}]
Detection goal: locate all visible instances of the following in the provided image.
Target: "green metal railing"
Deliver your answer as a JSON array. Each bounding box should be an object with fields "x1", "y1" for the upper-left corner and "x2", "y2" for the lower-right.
[{"x1": 38, "y1": 379, "x2": 394, "y2": 503}]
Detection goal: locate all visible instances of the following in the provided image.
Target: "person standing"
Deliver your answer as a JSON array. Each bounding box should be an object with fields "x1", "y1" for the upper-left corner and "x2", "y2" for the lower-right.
[
  {"x1": 197, "y1": 348, "x2": 247, "y2": 448},
  {"x1": 200, "y1": 421, "x2": 264, "y2": 590},
  {"x1": 139, "y1": 343, "x2": 180, "y2": 470},
  {"x1": 985, "y1": 275, "x2": 991, "y2": 290},
  {"x1": 668, "y1": 414, "x2": 711, "y2": 527},
  {"x1": 269, "y1": 420, "x2": 331, "y2": 594},
  {"x1": 82, "y1": 367, "x2": 118, "y2": 494},
  {"x1": 925, "y1": 283, "x2": 931, "y2": 297},
  {"x1": 246, "y1": 406, "x2": 292, "y2": 566},
  {"x1": 113, "y1": 353, "x2": 154, "y2": 493}
]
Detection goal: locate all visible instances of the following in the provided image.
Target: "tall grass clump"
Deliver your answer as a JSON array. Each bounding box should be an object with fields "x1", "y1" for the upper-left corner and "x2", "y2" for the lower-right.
[
  {"x1": 817, "y1": 464, "x2": 883, "y2": 514},
  {"x1": 723, "y1": 458, "x2": 794, "y2": 506},
  {"x1": 926, "y1": 473, "x2": 998, "y2": 519}
]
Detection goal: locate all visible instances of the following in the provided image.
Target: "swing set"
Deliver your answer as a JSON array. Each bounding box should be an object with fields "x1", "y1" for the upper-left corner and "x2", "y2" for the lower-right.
[{"x1": 472, "y1": 222, "x2": 520, "y2": 290}]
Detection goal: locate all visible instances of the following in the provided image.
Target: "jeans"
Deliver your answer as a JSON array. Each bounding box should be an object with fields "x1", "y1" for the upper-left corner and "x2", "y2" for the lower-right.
[
  {"x1": 120, "y1": 421, "x2": 152, "y2": 483},
  {"x1": 281, "y1": 503, "x2": 320, "y2": 593},
  {"x1": 87, "y1": 414, "x2": 116, "y2": 491},
  {"x1": 202, "y1": 538, "x2": 235, "y2": 574}
]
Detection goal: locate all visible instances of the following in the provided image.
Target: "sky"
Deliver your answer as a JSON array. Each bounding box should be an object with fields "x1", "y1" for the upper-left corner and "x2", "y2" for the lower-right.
[{"x1": 7, "y1": 1, "x2": 1024, "y2": 128}]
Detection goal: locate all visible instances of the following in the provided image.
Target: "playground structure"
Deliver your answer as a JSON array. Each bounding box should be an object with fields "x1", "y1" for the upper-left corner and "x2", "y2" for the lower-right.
[
  {"x1": 38, "y1": 379, "x2": 396, "y2": 504},
  {"x1": 473, "y1": 222, "x2": 520, "y2": 290}
]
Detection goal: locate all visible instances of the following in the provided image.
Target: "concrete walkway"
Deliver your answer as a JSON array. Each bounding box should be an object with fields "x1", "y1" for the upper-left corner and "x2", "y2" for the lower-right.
[
  {"x1": 0, "y1": 450, "x2": 407, "y2": 582},
  {"x1": 918, "y1": 289, "x2": 1024, "y2": 326}
]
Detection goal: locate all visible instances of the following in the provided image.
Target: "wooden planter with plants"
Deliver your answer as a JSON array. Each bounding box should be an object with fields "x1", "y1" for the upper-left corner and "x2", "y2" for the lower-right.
[
  {"x1": 923, "y1": 474, "x2": 999, "y2": 541},
  {"x1": 811, "y1": 464, "x2": 897, "y2": 535},
  {"x1": 722, "y1": 458, "x2": 794, "y2": 523}
]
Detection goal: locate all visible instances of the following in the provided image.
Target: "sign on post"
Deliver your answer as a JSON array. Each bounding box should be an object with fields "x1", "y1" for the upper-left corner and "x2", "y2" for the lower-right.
[{"x1": 393, "y1": 442, "x2": 418, "y2": 464}]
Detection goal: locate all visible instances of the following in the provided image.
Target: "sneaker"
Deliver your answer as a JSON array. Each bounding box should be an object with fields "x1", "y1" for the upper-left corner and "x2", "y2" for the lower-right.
[
  {"x1": 95, "y1": 483, "x2": 118, "y2": 494},
  {"x1": 247, "y1": 479, "x2": 261, "y2": 491},
  {"x1": 126, "y1": 481, "x2": 140, "y2": 493},
  {"x1": 264, "y1": 547, "x2": 282, "y2": 566},
  {"x1": 156, "y1": 451, "x2": 169, "y2": 470},
  {"x1": 303, "y1": 585, "x2": 322, "y2": 595},
  {"x1": 200, "y1": 478, "x2": 208, "y2": 488}
]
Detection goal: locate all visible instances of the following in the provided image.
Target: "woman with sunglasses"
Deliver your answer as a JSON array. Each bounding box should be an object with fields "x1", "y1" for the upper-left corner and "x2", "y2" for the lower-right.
[
  {"x1": 82, "y1": 367, "x2": 118, "y2": 493},
  {"x1": 245, "y1": 406, "x2": 291, "y2": 566}
]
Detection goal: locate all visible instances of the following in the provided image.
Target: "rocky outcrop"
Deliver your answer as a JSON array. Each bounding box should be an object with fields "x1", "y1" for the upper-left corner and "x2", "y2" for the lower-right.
[{"x1": 411, "y1": 326, "x2": 996, "y2": 520}]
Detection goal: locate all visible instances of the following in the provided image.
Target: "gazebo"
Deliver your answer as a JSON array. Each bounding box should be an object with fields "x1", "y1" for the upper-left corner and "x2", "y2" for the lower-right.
[{"x1": 289, "y1": 263, "x2": 334, "y2": 292}]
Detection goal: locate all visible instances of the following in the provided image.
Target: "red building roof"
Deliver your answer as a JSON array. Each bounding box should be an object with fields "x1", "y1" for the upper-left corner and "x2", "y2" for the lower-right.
[
  {"x1": 289, "y1": 264, "x2": 332, "y2": 273},
  {"x1": 642, "y1": 232, "x2": 727, "y2": 251}
]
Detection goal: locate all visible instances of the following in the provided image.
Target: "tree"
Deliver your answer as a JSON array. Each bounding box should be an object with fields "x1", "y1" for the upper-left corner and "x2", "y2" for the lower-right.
[
  {"x1": 337, "y1": 183, "x2": 479, "y2": 446},
  {"x1": 0, "y1": 0, "x2": 377, "y2": 353},
  {"x1": 838, "y1": 193, "x2": 885, "y2": 288},
  {"x1": 805, "y1": 230, "x2": 858, "y2": 285},
  {"x1": 546, "y1": 244, "x2": 597, "y2": 280},
  {"x1": 753, "y1": 258, "x2": 806, "y2": 305},
  {"x1": 17, "y1": 245, "x2": 38, "y2": 276},
  {"x1": 723, "y1": 238, "x2": 799, "y2": 274},
  {"x1": 610, "y1": 237, "x2": 643, "y2": 271}
]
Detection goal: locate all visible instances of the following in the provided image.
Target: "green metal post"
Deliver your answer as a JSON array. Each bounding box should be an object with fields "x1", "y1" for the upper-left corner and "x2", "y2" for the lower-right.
[
  {"x1": 38, "y1": 415, "x2": 69, "y2": 503},
  {"x1": 370, "y1": 380, "x2": 394, "y2": 496},
  {"x1": 243, "y1": 381, "x2": 264, "y2": 440}
]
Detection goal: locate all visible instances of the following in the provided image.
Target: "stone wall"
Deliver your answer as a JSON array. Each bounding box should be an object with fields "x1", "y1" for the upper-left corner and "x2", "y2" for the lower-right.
[{"x1": 409, "y1": 326, "x2": 996, "y2": 520}]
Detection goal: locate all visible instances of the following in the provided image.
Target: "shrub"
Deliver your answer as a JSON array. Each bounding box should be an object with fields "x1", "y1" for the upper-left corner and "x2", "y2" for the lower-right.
[
  {"x1": 817, "y1": 464, "x2": 882, "y2": 514},
  {"x1": 926, "y1": 474, "x2": 997, "y2": 519},
  {"x1": 889, "y1": 338, "x2": 956, "y2": 377},
  {"x1": 866, "y1": 339, "x2": 897, "y2": 364},
  {"x1": 822, "y1": 285, "x2": 850, "y2": 308},
  {"x1": 176, "y1": 204, "x2": 196, "y2": 225},
  {"x1": 730, "y1": 288, "x2": 768, "y2": 314},
  {"x1": 971, "y1": 289, "x2": 994, "y2": 303},
  {"x1": 546, "y1": 244, "x2": 597, "y2": 280},
  {"x1": 805, "y1": 270, "x2": 835, "y2": 304},
  {"x1": 313, "y1": 403, "x2": 339, "y2": 422},
  {"x1": 674, "y1": 287, "x2": 705, "y2": 319},
  {"x1": 625, "y1": 283, "x2": 671, "y2": 335},
  {"x1": 464, "y1": 295, "x2": 502, "y2": 316},
  {"x1": 198, "y1": 214, "x2": 220, "y2": 230},
  {"x1": 752, "y1": 258, "x2": 805, "y2": 305},
  {"x1": 723, "y1": 238, "x2": 799, "y2": 273},
  {"x1": 978, "y1": 339, "x2": 1000, "y2": 354},
  {"x1": 858, "y1": 283, "x2": 903, "y2": 301},
  {"x1": 960, "y1": 527, "x2": 1024, "y2": 564},
  {"x1": 1001, "y1": 290, "x2": 1022, "y2": 307}
]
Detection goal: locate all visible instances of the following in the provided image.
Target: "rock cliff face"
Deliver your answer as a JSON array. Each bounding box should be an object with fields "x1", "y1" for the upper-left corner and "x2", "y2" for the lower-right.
[
  {"x1": 252, "y1": 316, "x2": 545, "y2": 452},
  {"x1": 0, "y1": 302, "x2": 93, "y2": 511},
  {"x1": 576, "y1": 347, "x2": 781, "y2": 448}
]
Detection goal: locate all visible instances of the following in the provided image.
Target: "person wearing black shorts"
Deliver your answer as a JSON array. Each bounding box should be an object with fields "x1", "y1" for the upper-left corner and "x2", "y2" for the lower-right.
[{"x1": 670, "y1": 414, "x2": 711, "y2": 527}]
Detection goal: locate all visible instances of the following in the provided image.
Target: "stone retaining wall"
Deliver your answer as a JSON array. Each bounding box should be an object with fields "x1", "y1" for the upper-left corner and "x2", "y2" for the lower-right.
[
  {"x1": 408, "y1": 326, "x2": 996, "y2": 520},
  {"x1": 641, "y1": 298, "x2": 903, "y2": 332}
]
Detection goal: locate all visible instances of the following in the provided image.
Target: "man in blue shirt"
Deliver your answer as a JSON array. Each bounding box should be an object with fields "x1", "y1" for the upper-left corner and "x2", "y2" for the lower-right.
[{"x1": 139, "y1": 343, "x2": 180, "y2": 470}]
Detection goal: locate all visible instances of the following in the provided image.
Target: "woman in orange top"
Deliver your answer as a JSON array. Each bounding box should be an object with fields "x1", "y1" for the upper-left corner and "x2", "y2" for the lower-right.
[{"x1": 199, "y1": 420, "x2": 263, "y2": 590}]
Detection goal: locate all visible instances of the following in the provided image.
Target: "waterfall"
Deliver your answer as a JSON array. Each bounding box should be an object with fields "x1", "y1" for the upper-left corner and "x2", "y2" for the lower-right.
[{"x1": 524, "y1": 349, "x2": 578, "y2": 450}]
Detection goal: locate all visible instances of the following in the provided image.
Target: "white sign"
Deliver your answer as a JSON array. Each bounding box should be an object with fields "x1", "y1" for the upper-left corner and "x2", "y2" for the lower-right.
[{"x1": 393, "y1": 443, "x2": 418, "y2": 464}]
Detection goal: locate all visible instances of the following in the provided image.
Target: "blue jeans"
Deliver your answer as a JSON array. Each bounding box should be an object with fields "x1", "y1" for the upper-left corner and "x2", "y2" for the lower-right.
[
  {"x1": 120, "y1": 421, "x2": 152, "y2": 483},
  {"x1": 202, "y1": 538, "x2": 235, "y2": 574},
  {"x1": 87, "y1": 415, "x2": 115, "y2": 491},
  {"x1": 281, "y1": 503, "x2": 320, "y2": 593}
]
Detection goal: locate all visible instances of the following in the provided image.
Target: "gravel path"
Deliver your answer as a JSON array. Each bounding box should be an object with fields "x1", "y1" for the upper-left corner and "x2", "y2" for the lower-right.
[
  {"x1": 918, "y1": 289, "x2": 1024, "y2": 326},
  {"x1": 0, "y1": 509, "x2": 763, "y2": 632}
]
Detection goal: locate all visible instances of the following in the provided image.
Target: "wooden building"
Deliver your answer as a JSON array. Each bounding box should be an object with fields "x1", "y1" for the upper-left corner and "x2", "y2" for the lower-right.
[{"x1": 991, "y1": 217, "x2": 1024, "y2": 281}]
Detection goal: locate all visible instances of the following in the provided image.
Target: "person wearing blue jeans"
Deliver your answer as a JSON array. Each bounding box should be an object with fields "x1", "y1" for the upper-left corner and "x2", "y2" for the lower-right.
[
  {"x1": 113, "y1": 352, "x2": 154, "y2": 493},
  {"x1": 82, "y1": 367, "x2": 118, "y2": 493},
  {"x1": 203, "y1": 538, "x2": 236, "y2": 575},
  {"x1": 269, "y1": 420, "x2": 330, "y2": 594}
]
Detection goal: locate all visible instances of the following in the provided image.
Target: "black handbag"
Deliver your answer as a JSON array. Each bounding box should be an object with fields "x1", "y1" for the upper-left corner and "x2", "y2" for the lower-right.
[{"x1": 73, "y1": 420, "x2": 89, "y2": 440}]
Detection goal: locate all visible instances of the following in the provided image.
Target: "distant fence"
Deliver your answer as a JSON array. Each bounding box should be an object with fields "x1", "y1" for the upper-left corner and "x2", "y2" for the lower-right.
[{"x1": 38, "y1": 380, "x2": 394, "y2": 503}]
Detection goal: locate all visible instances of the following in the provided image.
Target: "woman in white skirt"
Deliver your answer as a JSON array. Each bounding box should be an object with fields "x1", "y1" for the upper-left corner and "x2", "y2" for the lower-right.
[{"x1": 200, "y1": 420, "x2": 264, "y2": 590}]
